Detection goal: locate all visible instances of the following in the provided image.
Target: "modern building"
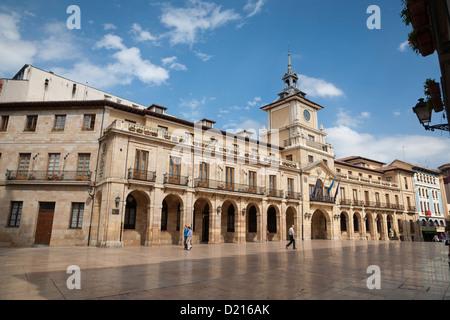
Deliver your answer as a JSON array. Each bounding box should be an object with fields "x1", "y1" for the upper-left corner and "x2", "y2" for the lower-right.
[
  {"x1": 390, "y1": 160, "x2": 447, "y2": 241},
  {"x1": 0, "y1": 60, "x2": 424, "y2": 247}
]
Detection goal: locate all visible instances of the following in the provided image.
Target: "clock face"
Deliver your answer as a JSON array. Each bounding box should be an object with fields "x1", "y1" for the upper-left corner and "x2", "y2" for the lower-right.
[{"x1": 303, "y1": 109, "x2": 311, "y2": 122}]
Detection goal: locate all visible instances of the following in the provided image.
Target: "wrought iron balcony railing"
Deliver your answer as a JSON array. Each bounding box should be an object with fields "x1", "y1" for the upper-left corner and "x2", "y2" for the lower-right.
[
  {"x1": 163, "y1": 174, "x2": 189, "y2": 186},
  {"x1": 194, "y1": 179, "x2": 266, "y2": 195},
  {"x1": 128, "y1": 169, "x2": 156, "y2": 182},
  {"x1": 6, "y1": 170, "x2": 92, "y2": 182}
]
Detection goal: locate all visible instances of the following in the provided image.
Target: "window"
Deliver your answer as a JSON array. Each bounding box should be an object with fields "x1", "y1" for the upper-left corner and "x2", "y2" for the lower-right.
[
  {"x1": 0, "y1": 116, "x2": 9, "y2": 131},
  {"x1": 77, "y1": 154, "x2": 91, "y2": 180},
  {"x1": 286, "y1": 155, "x2": 293, "y2": 161},
  {"x1": 47, "y1": 154, "x2": 61, "y2": 177},
  {"x1": 385, "y1": 194, "x2": 390, "y2": 206},
  {"x1": 308, "y1": 135, "x2": 315, "y2": 141},
  {"x1": 308, "y1": 155, "x2": 314, "y2": 163},
  {"x1": 54, "y1": 115, "x2": 66, "y2": 131},
  {"x1": 169, "y1": 156, "x2": 181, "y2": 182},
  {"x1": 226, "y1": 167, "x2": 234, "y2": 189},
  {"x1": 249, "y1": 171, "x2": 257, "y2": 191},
  {"x1": 375, "y1": 193, "x2": 380, "y2": 206},
  {"x1": 83, "y1": 114, "x2": 95, "y2": 130},
  {"x1": 364, "y1": 191, "x2": 369, "y2": 204},
  {"x1": 287, "y1": 178, "x2": 294, "y2": 197},
  {"x1": 404, "y1": 177, "x2": 408, "y2": 190},
  {"x1": 25, "y1": 115, "x2": 38, "y2": 132},
  {"x1": 269, "y1": 175, "x2": 276, "y2": 191},
  {"x1": 17, "y1": 153, "x2": 31, "y2": 179},
  {"x1": 352, "y1": 189, "x2": 358, "y2": 202},
  {"x1": 158, "y1": 125, "x2": 168, "y2": 132},
  {"x1": 70, "y1": 203, "x2": 84, "y2": 229},
  {"x1": 199, "y1": 162, "x2": 208, "y2": 185},
  {"x1": 161, "y1": 200, "x2": 168, "y2": 231},
  {"x1": 340, "y1": 188, "x2": 345, "y2": 201},
  {"x1": 134, "y1": 150, "x2": 148, "y2": 179},
  {"x1": 9, "y1": 201, "x2": 23, "y2": 227}
]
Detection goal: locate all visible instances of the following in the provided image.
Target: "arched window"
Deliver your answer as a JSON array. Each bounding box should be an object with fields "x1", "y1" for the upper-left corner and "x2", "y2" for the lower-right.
[
  {"x1": 124, "y1": 195, "x2": 137, "y2": 230},
  {"x1": 248, "y1": 206, "x2": 257, "y2": 233}
]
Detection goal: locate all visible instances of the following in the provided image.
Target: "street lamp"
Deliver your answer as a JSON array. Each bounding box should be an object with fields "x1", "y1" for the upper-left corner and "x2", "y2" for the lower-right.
[{"x1": 413, "y1": 98, "x2": 449, "y2": 132}]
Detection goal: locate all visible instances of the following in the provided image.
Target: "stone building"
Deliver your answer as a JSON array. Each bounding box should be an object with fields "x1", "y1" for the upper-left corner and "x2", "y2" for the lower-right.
[{"x1": 0, "y1": 60, "x2": 426, "y2": 247}]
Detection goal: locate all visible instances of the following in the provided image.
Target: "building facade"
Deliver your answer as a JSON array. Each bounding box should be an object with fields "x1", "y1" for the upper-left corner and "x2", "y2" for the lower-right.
[
  {"x1": 391, "y1": 160, "x2": 447, "y2": 241},
  {"x1": 0, "y1": 61, "x2": 428, "y2": 247}
]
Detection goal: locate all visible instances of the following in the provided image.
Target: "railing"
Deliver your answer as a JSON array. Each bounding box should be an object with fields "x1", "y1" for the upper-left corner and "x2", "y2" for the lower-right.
[
  {"x1": 266, "y1": 189, "x2": 284, "y2": 198},
  {"x1": 128, "y1": 169, "x2": 156, "y2": 182},
  {"x1": 194, "y1": 179, "x2": 266, "y2": 195},
  {"x1": 163, "y1": 174, "x2": 189, "y2": 186},
  {"x1": 286, "y1": 191, "x2": 301, "y2": 200},
  {"x1": 336, "y1": 172, "x2": 399, "y2": 188},
  {"x1": 284, "y1": 136, "x2": 331, "y2": 153},
  {"x1": 310, "y1": 195, "x2": 336, "y2": 204},
  {"x1": 6, "y1": 170, "x2": 92, "y2": 182}
]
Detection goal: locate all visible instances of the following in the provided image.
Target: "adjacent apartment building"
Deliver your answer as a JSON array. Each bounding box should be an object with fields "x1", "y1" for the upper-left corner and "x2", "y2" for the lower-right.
[{"x1": 0, "y1": 62, "x2": 443, "y2": 247}]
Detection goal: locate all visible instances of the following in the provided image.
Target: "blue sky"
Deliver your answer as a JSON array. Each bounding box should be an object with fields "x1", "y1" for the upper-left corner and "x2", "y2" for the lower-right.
[{"x1": 0, "y1": 0, "x2": 449, "y2": 169}]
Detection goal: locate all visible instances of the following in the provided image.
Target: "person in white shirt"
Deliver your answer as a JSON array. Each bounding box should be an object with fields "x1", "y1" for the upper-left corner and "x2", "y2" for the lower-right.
[{"x1": 286, "y1": 225, "x2": 296, "y2": 250}]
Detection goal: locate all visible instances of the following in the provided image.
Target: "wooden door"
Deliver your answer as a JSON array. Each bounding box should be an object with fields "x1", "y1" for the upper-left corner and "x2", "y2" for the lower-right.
[{"x1": 35, "y1": 203, "x2": 55, "y2": 245}]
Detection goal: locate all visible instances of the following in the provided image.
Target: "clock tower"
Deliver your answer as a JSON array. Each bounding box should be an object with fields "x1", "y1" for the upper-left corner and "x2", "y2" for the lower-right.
[{"x1": 260, "y1": 52, "x2": 335, "y2": 169}]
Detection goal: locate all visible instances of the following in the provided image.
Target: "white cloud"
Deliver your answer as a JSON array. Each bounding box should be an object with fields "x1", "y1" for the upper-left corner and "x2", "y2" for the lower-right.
[
  {"x1": 398, "y1": 40, "x2": 409, "y2": 52},
  {"x1": 131, "y1": 23, "x2": 158, "y2": 42},
  {"x1": 103, "y1": 23, "x2": 117, "y2": 31},
  {"x1": 326, "y1": 125, "x2": 450, "y2": 169},
  {"x1": 162, "y1": 56, "x2": 187, "y2": 71},
  {"x1": 179, "y1": 96, "x2": 216, "y2": 121},
  {"x1": 160, "y1": 0, "x2": 241, "y2": 46},
  {"x1": 243, "y1": 0, "x2": 265, "y2": 18},
  {"x1": 335, "y1": 108, "x2": 371, "y2": 128},
  {"x1": 55, "y1": 34, "x2": 169, "y2": 88},
  {"x1": 36, "y1": 22, "x2": 81, "y2": 62},
  {"x1": 195, "y1": 51, "x2": 213, "y2": 62},
  {"x1": 298, "y1": 74, "x2": 344, "y2": 98},
  {"x1": 0, "y1": 12, "x2": 36, "y2": 73}
]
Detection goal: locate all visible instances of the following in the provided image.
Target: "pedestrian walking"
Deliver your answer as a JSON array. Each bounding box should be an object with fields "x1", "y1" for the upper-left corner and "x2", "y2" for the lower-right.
[
  {"x1": 286, "y1": 225, "x2": 296, "y2": 250},
  {"x1": 183, "y1": 226, "x2": 189, "y2": 250},
  {"x1": 186, "y1": 226, "x2": 193, "y2": 250}
]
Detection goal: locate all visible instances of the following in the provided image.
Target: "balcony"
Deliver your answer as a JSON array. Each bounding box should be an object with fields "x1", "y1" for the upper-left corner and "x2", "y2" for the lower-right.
[
  {"x1": 284, "y1": 136, "x2": 332, "y2": 154},
  {"x1": 266, "y1": 189, "x2": 284, "y2": 198},
  {"x1": 194, "y1": 179, "x2": 266, "y2": 195},
  {"x1": 336, "y1": 172, "x2": 399, "y2": 188},
  {"x1": 310, "y1": 195, "x2": 336, "y2": 204},
  {"x1": 286, "y1": 191, "x2": 301, "y2": 200},
  {"x1": 163, "y1": 174, "x2": 189, "y2": 186},
  {"x1": 128, "y1": 169, "x2": 156, "y2": 182},
  {"x1": 5, "y1": 170, "x2": 92, "y2": 184}
]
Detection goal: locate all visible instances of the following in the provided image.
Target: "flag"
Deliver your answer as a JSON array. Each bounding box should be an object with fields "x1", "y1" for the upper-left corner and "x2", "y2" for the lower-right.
[
  {"x1": 311, "y1": 179, "x2": 319, "y2": 197},
  {"x1": 334, "y1": 179, "x2": 340, "y2": 202},
  {"x1": 327, "y1": 177, "x2": 336, "y2": 196}
]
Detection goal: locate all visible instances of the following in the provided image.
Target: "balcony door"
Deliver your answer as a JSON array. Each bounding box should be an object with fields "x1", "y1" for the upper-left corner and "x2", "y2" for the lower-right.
[
  {"x1": 35, "y1": 202, "x2": 55, "y2": 245},
  {"x1": 169, "y1": 156, "x2": 181, "y2": 184},
  {"x1": 134, "y1": 150, "x2": 149, "y2": 180}
]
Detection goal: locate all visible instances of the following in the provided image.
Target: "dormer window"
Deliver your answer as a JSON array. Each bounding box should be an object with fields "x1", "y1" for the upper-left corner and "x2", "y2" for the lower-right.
[{"x1": 148, "y1": 104, "x2": 167, "y2": 114}]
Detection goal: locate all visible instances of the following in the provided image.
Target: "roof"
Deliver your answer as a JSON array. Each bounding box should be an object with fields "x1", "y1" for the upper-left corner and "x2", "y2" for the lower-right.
[
  {"x1": 336, "y1": 156, "x2": 386, "y2": 165},
  {"x1": 390, "y1": 159, "x2": 440, "y2": 175}
]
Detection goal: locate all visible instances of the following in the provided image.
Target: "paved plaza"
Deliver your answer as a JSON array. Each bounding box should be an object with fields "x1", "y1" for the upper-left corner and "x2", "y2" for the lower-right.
[{"x1": 0, "y1": 240, "x2": 449, "y2": 301}]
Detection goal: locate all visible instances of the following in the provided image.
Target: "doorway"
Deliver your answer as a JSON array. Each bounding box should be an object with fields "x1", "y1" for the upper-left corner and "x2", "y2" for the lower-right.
[{"x1": 35, "y1": 202, "x2": 56, "y2": 245}]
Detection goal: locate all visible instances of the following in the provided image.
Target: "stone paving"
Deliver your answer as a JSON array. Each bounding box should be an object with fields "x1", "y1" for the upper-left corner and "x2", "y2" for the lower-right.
[{"x1": 0, "y1": 240, "x2": 449, "y2": 301}]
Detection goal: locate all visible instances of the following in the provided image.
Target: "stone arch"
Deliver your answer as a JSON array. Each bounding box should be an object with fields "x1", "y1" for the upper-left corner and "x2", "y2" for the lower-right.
[
  {"x1": 246, "y1": 203, "x2": 260, "y2": 242},
  {"x1": 193, "y1": 197, "x2": 213, "y2": 244},
  {"x1": 89, "y1": 190, "x2": 103, "y2": 246},
  {"x1": 311, "y1": 209, "x2": 330, "y2": 240},
  {"x1": 353, "y1": 211, "x2": 362, "y2": 239},
  {"x1": 221, "y1": 199, "x2": 238, "y2": 243},
  {"x1": 123, "y1": 190, "x2": 150, "y2": 246},
  {"x1": 285, "y1": 206, "x2": 296, "y2": 240},
  {"x1": 340, "y1": 211, "x2": 349, "y2": 240},
  {"x1": 267, "y1": 205, "x2": 279, "y2": 241},
  {"x1": 160, "y1": 193, "x2": 183, "y2": 245}
]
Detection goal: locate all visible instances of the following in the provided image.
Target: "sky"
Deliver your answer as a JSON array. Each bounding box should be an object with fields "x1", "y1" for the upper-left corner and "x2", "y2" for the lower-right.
[{"x1": 0, "y1": 0, "x2": 449, "y2": 169}]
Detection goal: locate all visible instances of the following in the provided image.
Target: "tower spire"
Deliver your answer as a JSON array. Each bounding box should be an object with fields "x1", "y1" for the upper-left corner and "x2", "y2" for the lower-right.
[{"x1": 276, "y1": 48, "x2": 305, "y2": 101}]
